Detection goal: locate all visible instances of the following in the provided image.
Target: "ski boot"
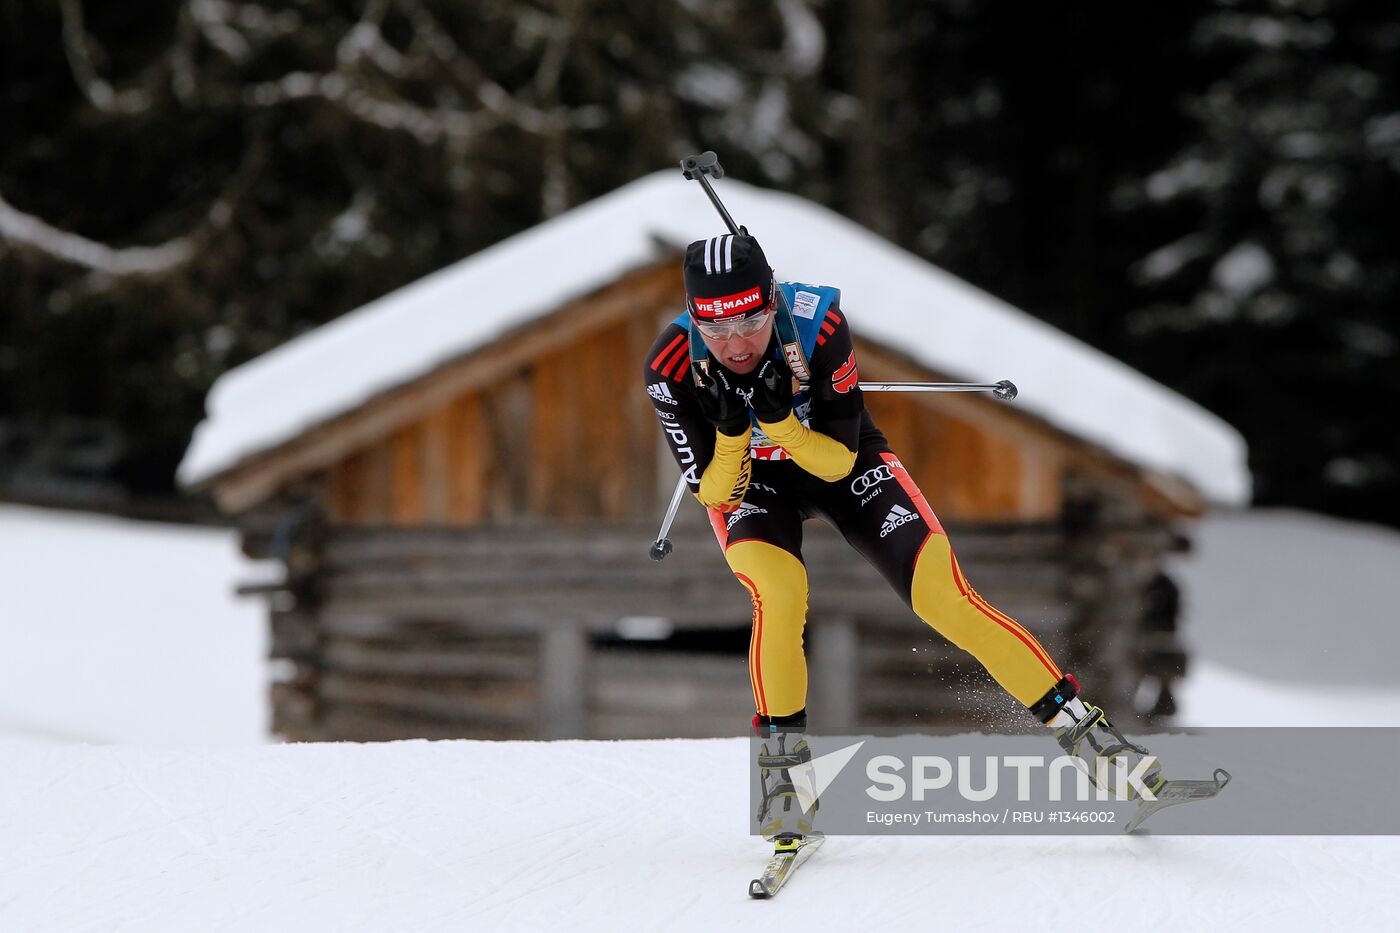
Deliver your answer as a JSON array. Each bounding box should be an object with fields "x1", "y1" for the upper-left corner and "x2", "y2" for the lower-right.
[
  {"x1": 753, "y1": 711, "x2": 819, "y2": 842},
  {"x1": 1031, "y1": 674, "x2": 1166, "y2": 800}
]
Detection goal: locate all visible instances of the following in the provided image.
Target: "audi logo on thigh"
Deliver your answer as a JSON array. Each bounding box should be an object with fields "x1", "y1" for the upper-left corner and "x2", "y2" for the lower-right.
[{"x1": 850, "y1": 465, "x2": 895, "y2": 495}]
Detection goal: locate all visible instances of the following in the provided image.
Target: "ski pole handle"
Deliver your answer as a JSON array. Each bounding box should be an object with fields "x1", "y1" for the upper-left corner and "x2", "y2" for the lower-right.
[{"x1": 680, "y1": 152, "x2": 743, "y2": 236}]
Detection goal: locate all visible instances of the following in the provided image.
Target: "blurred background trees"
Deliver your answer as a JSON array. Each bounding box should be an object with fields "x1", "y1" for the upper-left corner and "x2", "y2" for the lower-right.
[{"x1": 1, "y1": 0, "x2": 1396, "y2": 526}]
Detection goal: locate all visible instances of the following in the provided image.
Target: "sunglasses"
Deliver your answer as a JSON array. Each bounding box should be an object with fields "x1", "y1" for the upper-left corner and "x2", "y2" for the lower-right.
[{"x1": 695, "y1": 307, "x2": 774, "y2": 340}]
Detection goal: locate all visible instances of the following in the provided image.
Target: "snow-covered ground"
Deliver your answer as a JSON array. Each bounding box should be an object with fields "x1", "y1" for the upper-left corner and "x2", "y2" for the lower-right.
[
  {"x1": 0, "y1": 505, "x2": 270, "y2": 745},
  {"x1": 1171, "y1": 507, "x2": 1400, "y2": 691},
  {"x1": 4, "y1": 738, "x2": 1397, "y2": 932},
  {"x1": 1169, "y1": 507, "x2": 1400, "y2": 728},
  {"x1": 1177, "y1": 657, "x2": 1400, "y2": 726},
  {"x1": 2, "y1": 504, "x2": 1398, "y2": 931}
]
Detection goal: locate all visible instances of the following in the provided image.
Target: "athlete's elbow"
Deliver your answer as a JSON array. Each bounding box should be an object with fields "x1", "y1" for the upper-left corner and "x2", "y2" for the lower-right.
[
  {"x1": 815, "y1": 450, "x2": 858, "y2": 483},
  {"x1": 693, "y1": 490, "x2": 724, "y2": 509},
  {"x1": 695, "y1": 483, "x2": 745, "y2": 510}
]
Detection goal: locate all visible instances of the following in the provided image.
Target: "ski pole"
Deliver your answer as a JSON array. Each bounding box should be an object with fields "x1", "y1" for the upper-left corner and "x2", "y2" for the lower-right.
[
  {"x1": 680, "y1": 151, "x2": 741, "y2": 235},
  {"x1": 860, "y1": 379, "x2": 1018, "y2": 400},
  {"x1": 678, "y1": 153, "x2": 1017, "y2": 400},
  {"x1": 649, "y1": 474, "x2": 688, "y2": 561},
  {"x1": 648, "y1": 379, "x2": 1019, "y2": 560}
]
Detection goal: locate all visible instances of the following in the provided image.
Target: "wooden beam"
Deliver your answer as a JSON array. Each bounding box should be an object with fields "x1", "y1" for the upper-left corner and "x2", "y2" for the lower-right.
[
  {"x1": 389, "y1": 423, "x2": 425, "y2": 525},
  {"x1": 809, "y1": 616, "x2": 860, "y2": 731},
  {"x1": 446, "y1": 394, "x2": 487, "y2": 524},
  {"x1": 539, "y1": 626, "x2": 589, "y2": 739},
  {"x1": 359, "y1": 440, "x2": 392, "y2": 525},
  {"x1": 419, "y1": 403, "x2": 453, "y2": 523}
]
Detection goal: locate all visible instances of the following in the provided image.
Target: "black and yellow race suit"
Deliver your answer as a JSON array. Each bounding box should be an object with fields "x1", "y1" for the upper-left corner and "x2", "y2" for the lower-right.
[{"x1": 644, "y1": 295, "x2": 1062, "y2": 719}]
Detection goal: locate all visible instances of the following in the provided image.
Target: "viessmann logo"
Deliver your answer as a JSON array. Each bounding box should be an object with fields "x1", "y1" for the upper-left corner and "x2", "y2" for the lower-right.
[{"x1": 693, "y1": 286, "x2": 764, "y2": 318}]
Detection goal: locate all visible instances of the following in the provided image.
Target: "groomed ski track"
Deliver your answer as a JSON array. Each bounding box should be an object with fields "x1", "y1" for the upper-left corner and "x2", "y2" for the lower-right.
[{"x1": 2, "y1": 737, "x2": 1395, "y2": 932}]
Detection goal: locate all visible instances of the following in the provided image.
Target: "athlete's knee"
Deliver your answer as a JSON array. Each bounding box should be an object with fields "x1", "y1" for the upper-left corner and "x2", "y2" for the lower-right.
[
  {"x1": 909, "y1": 534, "x2": 996, "y2": 647},
  {"x1": 725, "y1": 540, "x2": 809, "y2": 639},
  {"x1": 908, "y1": 534, "x2": 960, "y2": 612}
]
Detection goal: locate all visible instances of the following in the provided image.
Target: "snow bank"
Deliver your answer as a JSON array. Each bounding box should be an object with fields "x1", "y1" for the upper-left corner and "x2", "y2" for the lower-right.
[
  {"x1": 178, "y1": 172, "x2": 1250, "y2": 506},
  {"x1": 1171, "y1": 508, "x2": 1400, "y2": 689},
  {"x1": 0, "y1": 505, "x2": 270, "y2": 745},
  {"x1": 1177, "y1": 659, "x2": 1400, "y2": 726}
]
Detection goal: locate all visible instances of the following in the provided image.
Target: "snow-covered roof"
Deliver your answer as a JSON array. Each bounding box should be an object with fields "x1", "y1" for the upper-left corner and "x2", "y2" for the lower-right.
[{"x1": 178, "y1": 172, "x2": 1250, "y2": 505}]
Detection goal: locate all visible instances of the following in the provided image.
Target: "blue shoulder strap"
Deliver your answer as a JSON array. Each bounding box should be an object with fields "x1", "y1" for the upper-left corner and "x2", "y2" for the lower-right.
[{"x1": 677, "y1": 282, "x2": 839, "y2": 387}]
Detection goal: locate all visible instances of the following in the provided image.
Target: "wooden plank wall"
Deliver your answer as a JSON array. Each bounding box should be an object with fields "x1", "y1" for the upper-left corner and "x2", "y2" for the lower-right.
[
  {"x1": 323, "y1": 266, "x2": 673, "y2": 525},
  {"x1": 263, "y1": 521, "x2": 1177, "y2": 740},
  {"x1": 323, "y1": 318, "x2": 1074, "y2": 527},
  {"x1": 315, "y1": 266, "x2": 1205, "y2": 529},
  {"x1": 857, "y1": 338, "x2": 1066, "y2": 522}
]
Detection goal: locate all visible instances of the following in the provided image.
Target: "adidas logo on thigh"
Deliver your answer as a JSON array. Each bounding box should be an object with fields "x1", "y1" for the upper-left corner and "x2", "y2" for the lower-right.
[{"x1": 880, "y1": 504, "x2": 920, "y2": 538}]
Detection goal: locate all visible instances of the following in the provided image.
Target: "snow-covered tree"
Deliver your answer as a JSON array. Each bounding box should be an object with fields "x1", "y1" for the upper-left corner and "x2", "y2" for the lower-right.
[{"x1": 1120, "y1": 0, "x2": 1400, "y2": 522}]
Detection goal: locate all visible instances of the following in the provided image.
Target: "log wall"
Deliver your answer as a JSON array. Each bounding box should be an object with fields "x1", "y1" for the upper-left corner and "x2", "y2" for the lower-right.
[{"x1": 247, "y1": 514, "x2": 1182, "y2": 742}]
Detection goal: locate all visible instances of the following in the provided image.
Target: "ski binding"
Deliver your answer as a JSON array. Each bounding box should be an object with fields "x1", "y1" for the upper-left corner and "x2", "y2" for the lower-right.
[{"x1": 749, "y1": 832, "x2": 824, "y2": 898}]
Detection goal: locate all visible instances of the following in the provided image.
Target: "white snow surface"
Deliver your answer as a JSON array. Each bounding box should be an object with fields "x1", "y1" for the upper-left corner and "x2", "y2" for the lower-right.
[
  {"x1": 4, "y1": 506, "x2": 1400, "y2": 929},
  {"x1": 2, "y1": 738, "x2": 1397, "y2": 932},
  {"x1": 0, "y1": 505, "x2": 270, "y2": 745},
  {"x1": 1170, "y1": 507, "x2": 1400, "y2": 694},
  {"x1": 178, "y1": 172, "x2": 1250, "y2": 505},
  {"x1": 1178, "y1": 658, "x2": 1400, "y2": 726}
]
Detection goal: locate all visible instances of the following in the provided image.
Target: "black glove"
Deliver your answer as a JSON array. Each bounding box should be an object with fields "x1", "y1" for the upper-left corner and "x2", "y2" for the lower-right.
[
  {"x1": 691, "y1": 362, "x2": 751, "y2": 436},
  {"x1": 751, "y1": 358, "x2": 793, "y2": 423}
]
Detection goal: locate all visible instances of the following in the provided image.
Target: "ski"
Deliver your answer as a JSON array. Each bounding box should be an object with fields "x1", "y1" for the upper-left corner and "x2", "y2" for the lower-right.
[
  {"x1": 1125, "y1": 768, "x2": 1232, "y2": 833},
  {"x1": 748, "y1": 833, "x2": 824, "y2": 899}
]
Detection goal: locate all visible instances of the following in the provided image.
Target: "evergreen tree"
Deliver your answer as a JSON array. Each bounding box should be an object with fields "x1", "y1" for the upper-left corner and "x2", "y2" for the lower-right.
[
  {"x1": 0, "y1": 0, "x2": 832, "y2": 508},
  {"x1": 1119, "y1": 0, "x2": 1400, "y2": 524},
  {"x1": 2, "y1": 0, "x2": 1397, "y2": 528}
]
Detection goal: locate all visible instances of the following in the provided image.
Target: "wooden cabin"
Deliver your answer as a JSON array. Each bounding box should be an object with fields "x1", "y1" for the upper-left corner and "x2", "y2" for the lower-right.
[{"x1": 180, "y1": 173, "x2": 1250, "y2": 741}]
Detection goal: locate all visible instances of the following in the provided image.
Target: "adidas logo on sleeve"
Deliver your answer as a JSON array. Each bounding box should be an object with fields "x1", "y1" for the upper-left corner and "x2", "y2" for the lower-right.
[
  {"x1": 879, "y1": 504, "x2": 920, "y2": 538},
  {"x1": 648, "y1": 382, "x2": 678, "y2": 405}
]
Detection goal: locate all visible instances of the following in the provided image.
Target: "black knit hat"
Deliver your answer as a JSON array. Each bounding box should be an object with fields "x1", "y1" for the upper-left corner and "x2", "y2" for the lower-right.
[{"x1": 683, "y1": 234, "x2": 775, "y2": 323}]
